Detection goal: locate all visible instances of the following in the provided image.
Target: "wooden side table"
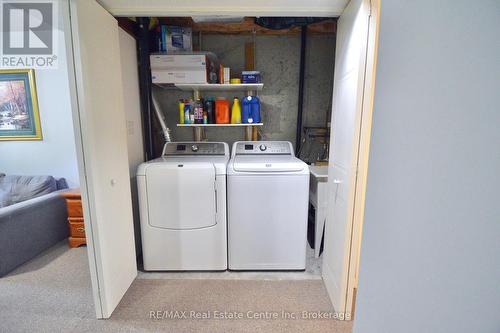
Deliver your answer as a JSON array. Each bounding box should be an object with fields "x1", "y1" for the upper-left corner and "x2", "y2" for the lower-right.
[{"x1": 61, "y1": 189, "x2": 86, "y2": 248}]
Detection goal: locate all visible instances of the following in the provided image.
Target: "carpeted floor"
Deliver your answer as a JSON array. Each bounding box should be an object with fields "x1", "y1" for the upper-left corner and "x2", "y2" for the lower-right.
[{"x1": 0, "y1": 242, "x2": 352, "y2": 333}]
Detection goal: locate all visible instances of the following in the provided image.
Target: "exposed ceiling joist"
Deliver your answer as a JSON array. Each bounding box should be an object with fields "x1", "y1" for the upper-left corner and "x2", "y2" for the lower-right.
[{"x1": 156, "y1": 17, "x2": 336, "y2": 35}]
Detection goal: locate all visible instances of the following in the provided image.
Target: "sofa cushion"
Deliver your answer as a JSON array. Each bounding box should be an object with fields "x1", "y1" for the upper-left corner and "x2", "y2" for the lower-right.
[
  {"x1": 0, "y1": 175, "x2": 57, "y2": 208},
  {"x1": 56, "y1": 178, "x2": 68, "y2": 190}
]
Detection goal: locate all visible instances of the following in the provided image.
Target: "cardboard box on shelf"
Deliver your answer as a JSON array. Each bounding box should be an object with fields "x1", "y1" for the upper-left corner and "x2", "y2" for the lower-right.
[
  {"x1": 242, "y1": 71, "x2": 261, "y2": 83},
  {"x1": 156, "y1": 26, "x2": 193, "y2": 53},
  {"x1": 150, "y1": 53, "x2": 220, "y2": 84},
  {"x1": 151, "y1": 70, "x2": 207, "y2": 84}
]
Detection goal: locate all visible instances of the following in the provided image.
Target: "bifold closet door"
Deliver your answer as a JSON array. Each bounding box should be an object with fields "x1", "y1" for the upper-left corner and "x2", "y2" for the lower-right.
[
  {"x1": 67, "y1": 0, "x2": 137, "y2": 318},
  {"x1": 322, "y1": 0, "x2": 374, "y2": 320}
]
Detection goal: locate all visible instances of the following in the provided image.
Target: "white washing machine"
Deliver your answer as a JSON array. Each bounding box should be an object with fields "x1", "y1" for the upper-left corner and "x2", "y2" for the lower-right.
[
  {"x1": 137, "y1": 142, "x2": 229, "y2": 271},
  {"x1": 227, "y1": 141, "x2": 310, "y2": 270}
]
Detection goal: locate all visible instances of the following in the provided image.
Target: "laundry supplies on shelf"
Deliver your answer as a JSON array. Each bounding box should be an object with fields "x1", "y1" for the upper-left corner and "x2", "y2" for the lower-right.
[
  {"x1": 204, "y1": 98, "x2": 215, "y2": 124},
  {"x1": 242, "y1": 96, "x2": 252, "y2": 123},
  {"x1": 178, "y1": 100, "x2": 185, "y2": 124},
  {"x1": 251, "y1": 96, "x2": 261, "y2": 123},
  {"x1": 193, "y1": 99, "x2": 204, "y2": 124},
  {"x1": 230, "y1": 97, "x2": 242, "y2": 124},
  {"x1": 154, "y1": 25, "x2": 192, "y2": 53},
  {"x1": 179, "y1": 99, "x2": 195, "y2": 124},
  {"x1": 184, "y1": 103, "x2": 191, "y2": 124},
  {"x1": 241, "y1": 71, "x2": 261, "y2": 83},
  {"x1": 151, "y1": 53, "x2": 220, "y2": 84},
  {"x1": 242, "y1": 95, "x2": 261, "y2": 124},
  {"x1": 169, "y1": 76, "x2": 263, "y2": 142},
  {"x1": 178, "y1": 95, "x2": 261, "y2": 126},
  {"x1": 215, "y1": 98, "x2": 230, "y2": 124}
]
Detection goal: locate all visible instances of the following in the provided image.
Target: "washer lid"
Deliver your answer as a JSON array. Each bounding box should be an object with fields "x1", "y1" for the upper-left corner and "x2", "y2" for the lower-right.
[{"x1": 232, "y1": 155, "x2": 306, "y2": 172}]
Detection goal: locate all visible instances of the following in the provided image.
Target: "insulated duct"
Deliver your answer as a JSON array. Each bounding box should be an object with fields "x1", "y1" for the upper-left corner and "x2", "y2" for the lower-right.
[{"x1": 151, "y1": 91, "x2": 172, "y2": 144}]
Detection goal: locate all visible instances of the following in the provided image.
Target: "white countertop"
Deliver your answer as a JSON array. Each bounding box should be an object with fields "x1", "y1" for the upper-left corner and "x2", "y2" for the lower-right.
[{"x1": 309, "y1": 166, "x2": 328, "y2": 181}]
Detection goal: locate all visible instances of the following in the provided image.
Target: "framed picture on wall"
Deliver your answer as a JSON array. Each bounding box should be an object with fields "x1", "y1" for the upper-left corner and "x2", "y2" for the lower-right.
[{"x1": 0, "y1": 69, "x2": 42, "y2": 141}]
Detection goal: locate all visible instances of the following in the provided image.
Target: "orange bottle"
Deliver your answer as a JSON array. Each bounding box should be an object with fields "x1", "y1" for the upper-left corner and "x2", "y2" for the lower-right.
[{"x1": 215, "y1": 98, "x2": 230, "y2": 124}]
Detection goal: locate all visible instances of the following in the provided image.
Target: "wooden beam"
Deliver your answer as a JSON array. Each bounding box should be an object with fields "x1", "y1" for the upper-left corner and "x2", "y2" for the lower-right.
[
  {"x1": 117, "y1": 17, "x2": 139, "y2": 39},
  {"x1": 244, "y1": 42, "x2": 255, "y2": 71},
  {"x1": 308, "y1": 20, "x2": 337, "y2": 34},
  {"x1": 157, "y1": 17, "x2": 336, "y2": 35}
]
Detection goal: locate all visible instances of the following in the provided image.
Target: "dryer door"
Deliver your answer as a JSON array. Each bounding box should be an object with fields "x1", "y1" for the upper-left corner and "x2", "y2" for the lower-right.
[{"x1": 145, "y1": 162, "x2": 217, "y2": 229}]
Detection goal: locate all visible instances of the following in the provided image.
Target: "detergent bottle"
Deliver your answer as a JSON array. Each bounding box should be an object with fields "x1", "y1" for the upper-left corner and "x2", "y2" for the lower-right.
[
  {"x1": 178, "y1": 100, "x2": 185, "y2": 124},
  {"x1": 188, "y1": 100, "x2": 195, "y2": 124},
  {"x1": 231, "y1": 97, "x2": 242, "y2": 124},
  {"x1": 242, "y1": 96, "x2": 253, "y2": 123},
  {"x1": 215, "y1": 98, "x2": 230, "y2": 124},
  {"x1": 184, "y1": 102, "x2": 191, "y2": 124},
  {"x1": 193, "y1": 99, "x2": 204, "y2": 124},
  {"x1": 251, "y1": 95, "x2": 261, "y2": 123},
  {"x1": 204, "y1": 97, "x2": 215, "y2": 124}
]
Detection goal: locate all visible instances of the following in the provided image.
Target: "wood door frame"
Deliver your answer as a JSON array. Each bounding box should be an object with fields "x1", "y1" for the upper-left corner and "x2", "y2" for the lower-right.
[{"x1": 345, "y1": 0, "x2": 380, "y2": 317}]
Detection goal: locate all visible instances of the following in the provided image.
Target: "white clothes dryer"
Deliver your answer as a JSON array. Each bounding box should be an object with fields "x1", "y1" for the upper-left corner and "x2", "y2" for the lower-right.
[{"x1": 137, "y1": 142, "x2": 229, "y2": 271}]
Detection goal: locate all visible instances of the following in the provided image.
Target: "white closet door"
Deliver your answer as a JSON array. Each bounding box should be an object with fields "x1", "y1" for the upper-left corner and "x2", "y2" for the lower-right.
[
  {"x1": 322, "y1": 0, "x2": 372, "y2": 319},
  {"x1": 67, "y1": 0, "x2": 137, "y2": 318}
]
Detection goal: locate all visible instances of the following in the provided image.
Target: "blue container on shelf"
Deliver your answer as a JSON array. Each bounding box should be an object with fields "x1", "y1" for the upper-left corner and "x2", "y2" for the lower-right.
[
  {"x1": 242, "y1": 71, "x2": 261, "y2": 84},
  {"x1": 242, "y1": 96, "x2": 253, "y2": 123},
  {"x1": 251, "y1": 96, "x2": 261, "y2": 123}
]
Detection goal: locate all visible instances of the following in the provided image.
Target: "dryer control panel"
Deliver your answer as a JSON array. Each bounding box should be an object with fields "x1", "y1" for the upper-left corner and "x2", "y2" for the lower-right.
[
  {"x1": 163, "y1": 142, "x2": 227, "y2": 155},
  {"x1": 233, "y1": 141, "x2": 293, "y2": 156}
]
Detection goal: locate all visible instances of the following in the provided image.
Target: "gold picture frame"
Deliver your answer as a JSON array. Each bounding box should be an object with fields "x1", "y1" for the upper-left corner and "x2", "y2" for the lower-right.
[{"x1": 0, "y1": 69, "x2": 42, "y2": 141}]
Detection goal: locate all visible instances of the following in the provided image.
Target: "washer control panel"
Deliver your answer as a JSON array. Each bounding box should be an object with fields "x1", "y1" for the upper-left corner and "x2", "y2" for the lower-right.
[
  {"x1": 234, "y1": 141, "x2": 293, "y2": 155},
  {"x1": 164, "y1": 142, "x2": 227, "y2": 155}
]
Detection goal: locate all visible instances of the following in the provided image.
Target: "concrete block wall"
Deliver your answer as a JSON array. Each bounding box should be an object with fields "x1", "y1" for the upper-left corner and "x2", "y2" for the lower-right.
[{"x1": 152, "y1": 33, "x2": 335, "y2": 150}]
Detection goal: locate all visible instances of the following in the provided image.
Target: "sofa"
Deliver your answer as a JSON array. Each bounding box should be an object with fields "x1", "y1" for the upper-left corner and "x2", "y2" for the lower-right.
[{"x1": 0, "y1": 174, "x2": 69, "y2": 277}]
